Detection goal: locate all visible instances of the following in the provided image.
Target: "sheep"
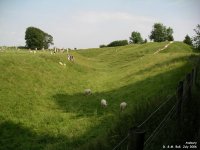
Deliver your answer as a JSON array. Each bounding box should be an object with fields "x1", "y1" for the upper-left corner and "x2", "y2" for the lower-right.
[
  {"x1": 33, "y1": 50, "x2": 36, "y2": 54},
  {"x1": 120, "y1": 102, "x2": 127, "y2": 112},
  {"x1": 101, "y1": 99, "x2": 107, "y2": 108},
  {"x1": 84, "y1": 89, "x2": 92, "y2": 95},
  {"x1": 50, "y1": 51, "x2": 53, "y2": 55},
  {"x1": 59, "y1": 62, "x2": 63, "y2": 66}
]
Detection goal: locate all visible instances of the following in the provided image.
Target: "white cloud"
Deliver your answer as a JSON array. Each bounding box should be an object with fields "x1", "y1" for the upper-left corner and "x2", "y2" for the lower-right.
[{"x1": 73, "y1": 11, "x2": 155, "y2": 24}]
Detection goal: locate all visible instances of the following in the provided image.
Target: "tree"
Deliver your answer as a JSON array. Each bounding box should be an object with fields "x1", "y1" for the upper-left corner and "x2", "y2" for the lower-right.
[
  {"x1": 25, "y1": 27, "x2": 53, "y2": 49},
  {"x1": 107, "y1": 40, "x2": 128, "y2": 47},
  {"x1": 99, "y1": 44, "x2": 107, "y2": 48},
  {"x1": 183, "y1": 35, "x2": 192, "y2": 46},
  {"x1": 143, "y1": 39, "x2": 147, "y2": 44},
  {"x1": 149, "y1": 23, "x2": 174, "y2": 42},
  {"x1": 44, "y1": 33, "x2": 53, "y2": 49},
  {"x1": 166, "y1": 27, "x2": 174, "y2": 41},
  {"x1": 193, "y1": 24, "x2": 200, "y2": 50},
  {"x1": 129, "y1": 31, "x2": 143, "y2": 44}
]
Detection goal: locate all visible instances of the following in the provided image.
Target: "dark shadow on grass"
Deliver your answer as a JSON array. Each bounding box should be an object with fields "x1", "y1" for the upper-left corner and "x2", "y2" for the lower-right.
[
  {"x1": 0, "y1": 120, "x2": 70, "y2": 150},
  {"x1": 191, "y1": 46, "x2": 200, "y2": 53}
]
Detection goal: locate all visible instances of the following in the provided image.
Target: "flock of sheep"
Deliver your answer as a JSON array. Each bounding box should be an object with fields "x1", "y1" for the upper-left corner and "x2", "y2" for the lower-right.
[
  {"x1": 28, "y1": 47, "x2": 75, "y2": 65},
  {"x1": 29, "y1": 47, "x2": 66, "y2": 54},
  {"x1": 84, "y1": 89, "x2": 127, "y2": 112}
]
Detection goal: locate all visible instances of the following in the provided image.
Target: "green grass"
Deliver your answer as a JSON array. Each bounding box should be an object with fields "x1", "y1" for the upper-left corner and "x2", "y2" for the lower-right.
[{"x1": 0, "y1": 42, "x2": 199, "y2": 150}]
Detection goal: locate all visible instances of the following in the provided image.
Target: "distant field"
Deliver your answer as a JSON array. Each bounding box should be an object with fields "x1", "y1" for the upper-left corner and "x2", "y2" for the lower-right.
[{"x1": 0, "y1": 42, "x2": 198, "y2": 150}]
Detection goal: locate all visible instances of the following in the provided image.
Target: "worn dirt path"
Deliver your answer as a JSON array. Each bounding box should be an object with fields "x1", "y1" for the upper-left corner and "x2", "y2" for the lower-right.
[{"x1": 154, "y1": 41, "x2": 174, "y2": 54}]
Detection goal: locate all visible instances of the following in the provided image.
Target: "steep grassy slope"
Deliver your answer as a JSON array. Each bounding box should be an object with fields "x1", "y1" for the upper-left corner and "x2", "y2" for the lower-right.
[{"x1": 0, "y1": 42, "x2": 198, "y2": 150}]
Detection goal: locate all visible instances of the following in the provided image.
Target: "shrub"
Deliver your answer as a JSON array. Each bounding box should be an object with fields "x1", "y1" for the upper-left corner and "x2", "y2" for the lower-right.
[{"x1": 107, "y1": 40, "x2": 128, "y2": 47}]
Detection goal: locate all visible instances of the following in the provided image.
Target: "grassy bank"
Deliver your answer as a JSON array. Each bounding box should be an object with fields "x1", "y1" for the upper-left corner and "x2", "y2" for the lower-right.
[{"x1": 0, "y1": 42, "x2": 198, "y2": 149}]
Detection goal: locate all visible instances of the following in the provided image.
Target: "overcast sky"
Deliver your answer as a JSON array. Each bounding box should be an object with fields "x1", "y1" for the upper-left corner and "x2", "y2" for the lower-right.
[{"x1": 0, "y1": 0, "x2": 200, "y2": 49}]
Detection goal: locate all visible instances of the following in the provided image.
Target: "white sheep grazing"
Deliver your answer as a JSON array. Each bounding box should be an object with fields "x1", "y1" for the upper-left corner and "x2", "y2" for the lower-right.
[
  {"x1": 101, "y1": 99, "x2": 107, "y2": 108},
  {"x1": 33, "y1": 51, "x2": 36, "y2": 54},
  {"x1": 59, "y1": 62, "x2": 63, "y2": 66},
  {"x1": 84, "y1": 89, "x2": 92, "y2": 95},
  {"x1": 120, "y1": 102, "x2": 127, "y2": 112}
]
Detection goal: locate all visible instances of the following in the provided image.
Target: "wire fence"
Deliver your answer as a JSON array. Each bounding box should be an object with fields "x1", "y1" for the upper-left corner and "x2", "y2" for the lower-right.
[
  {"x1": 112, "y1": 65, "x2": 199, "y2": 150},
  {"x1": 112, "y1": 95, "x2": 176, "y2": 150},
  {"x1": 112, "y1": 134, "x2": 129, "y2": 150},
  {"x1": 138, "y1": 94, "x2": 175, "y2": 128},
  {"x1": 144, "y1": 101, "x2": 177, "y2": 148}
]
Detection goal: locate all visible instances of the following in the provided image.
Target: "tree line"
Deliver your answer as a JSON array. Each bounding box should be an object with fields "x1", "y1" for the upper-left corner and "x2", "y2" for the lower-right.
[
  {"x1": 99, "y1": 23, "x2": 200, "y2": 51},
  {"x1": 100, "y1": 23, "x2": 174, "y2": 48},
  {"x1": 24, "y1": 23, "x2": 200, "y2": 50}
]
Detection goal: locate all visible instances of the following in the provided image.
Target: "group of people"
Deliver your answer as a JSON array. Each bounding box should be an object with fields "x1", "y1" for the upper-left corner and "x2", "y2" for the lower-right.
[{"x1": 67, "y1": 54, "x2": 74, "y2": 61}]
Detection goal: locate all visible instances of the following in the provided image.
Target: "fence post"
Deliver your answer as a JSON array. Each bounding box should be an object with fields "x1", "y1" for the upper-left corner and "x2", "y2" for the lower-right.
[
  {"x1": 186, "y1": 73, "x2": 192, "y2": 99},
  {"x1": 176, "y1": 80, "x2": 183, "y2": 120},
  {"x1": 191, "y1": 69, "x2": 194, "y2": 87},
  {"x1": 194, "y1": 66, "x2": 198, "y2": 85},
  {"x1": 127, "y1": 127, "x2": 145, "y2": 150},
  {"x1": 193, "y1": 67, "x2": 196, "y2": 85},
  {"x1": 183, "y1": 73, "x2": 191, "y2": 100}
]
